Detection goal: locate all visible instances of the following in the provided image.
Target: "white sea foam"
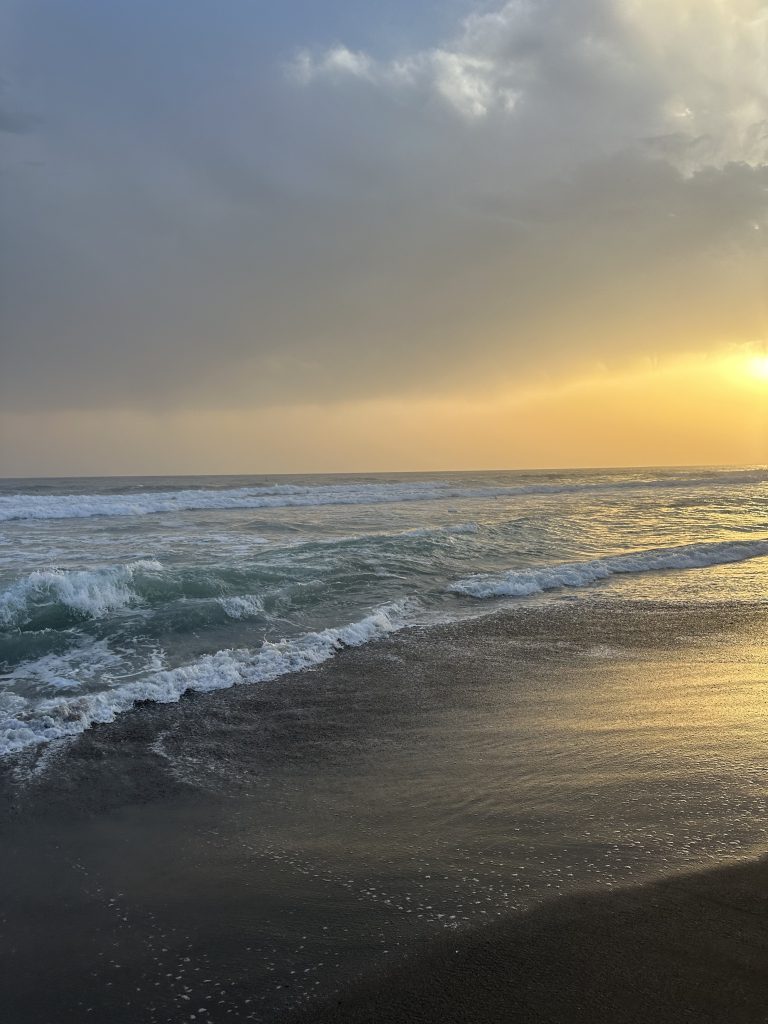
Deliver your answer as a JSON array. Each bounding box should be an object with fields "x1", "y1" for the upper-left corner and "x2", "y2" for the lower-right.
[
  {"x1": 0, "y1": 601, "x2": 411, "y2": 756},
  {"x1": 3, "y1": 639, "x2": 131, "y2": 691},
  {"x1": 296, "y1": 521, "x2": 481, "y2": 549},
  {"x1": 403, "y1": 522, "x2": 479, "y2": 537},
  {"x1": 217, "y1": 594, "x2": 266, "y2": 620},
  {"x1": 0, "y1": 559, "x2": 162, "y2": 627},
  {"x1": 450, "y1": 539, "x2": 768, "y2": 599},
  {"x1": 2, "y1": 470, "x2": 766, "y2": 521}
]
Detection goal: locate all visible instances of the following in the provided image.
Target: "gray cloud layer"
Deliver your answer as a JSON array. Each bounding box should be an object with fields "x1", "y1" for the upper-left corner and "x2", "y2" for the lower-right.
[{"x1": 1, "y1": 0, "x2": 766, "y2": 413}]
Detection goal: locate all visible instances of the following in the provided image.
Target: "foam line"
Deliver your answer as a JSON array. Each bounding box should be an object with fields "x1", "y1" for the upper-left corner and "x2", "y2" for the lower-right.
[
  {"x1": 0, "y1": 601, "x2": 409, "y2": 756},
  {"x1": 2, "y1": 470, "x2": 766, "y2": 521},
  {"x1": 450, "y1": 539, "x2": 768, "y2": 598}
]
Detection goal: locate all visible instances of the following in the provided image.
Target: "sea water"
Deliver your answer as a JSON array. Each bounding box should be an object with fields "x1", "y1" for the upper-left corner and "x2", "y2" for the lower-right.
[{"x1": 2, "y1": 466, "x2": 768, "y2": 756}]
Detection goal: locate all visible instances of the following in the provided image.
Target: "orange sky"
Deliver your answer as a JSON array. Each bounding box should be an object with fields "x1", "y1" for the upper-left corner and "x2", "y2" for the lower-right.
[{"x1": 3, "y1": 351, "x2": 766, "y2": 476}]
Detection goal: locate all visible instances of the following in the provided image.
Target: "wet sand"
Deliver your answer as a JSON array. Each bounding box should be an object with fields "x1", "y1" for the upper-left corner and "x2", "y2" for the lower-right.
[
  {"x1": 2, "y1": 602, "x2": 767, "y2": 1022},
  {"x1": 296, "y1": 854, "x2": 768, "y2": 1024}
]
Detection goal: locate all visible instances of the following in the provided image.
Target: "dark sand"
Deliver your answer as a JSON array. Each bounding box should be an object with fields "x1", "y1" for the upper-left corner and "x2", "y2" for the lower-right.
[
  {"x1": 295, "y1": 855, "x2": 768, "y2": 1024},
  {"x1": 2, "y1": 602, "x2": 768, "y2": 1022}
]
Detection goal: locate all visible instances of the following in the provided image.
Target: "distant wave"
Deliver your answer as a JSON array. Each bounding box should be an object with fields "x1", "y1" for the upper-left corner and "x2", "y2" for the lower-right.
[
  {"x1": 0, "y1": 601, "x2": 410, "y2": 756},
  {"x1": 1, "y1": 469, "x2": 767, "y2": 521},
  {"x1": 450, "y1": 539, "x2": 768, "y2": 599}
]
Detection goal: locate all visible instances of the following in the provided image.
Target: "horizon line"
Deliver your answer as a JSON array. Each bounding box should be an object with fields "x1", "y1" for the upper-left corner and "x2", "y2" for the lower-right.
[{"x1": 0, "y1": 462, "x2": 764, "y2": 483}]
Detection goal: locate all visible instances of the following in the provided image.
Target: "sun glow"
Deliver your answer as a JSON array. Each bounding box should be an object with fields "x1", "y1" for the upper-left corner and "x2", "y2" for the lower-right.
[{"x1": 746, "y1": 354, "x2": 768, "y2": 382}]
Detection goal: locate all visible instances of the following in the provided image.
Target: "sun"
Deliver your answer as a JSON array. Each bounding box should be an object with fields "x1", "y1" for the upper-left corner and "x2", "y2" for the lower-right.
[{"x1": 746, "y1": 354, "x2": 768, "y2": 382}]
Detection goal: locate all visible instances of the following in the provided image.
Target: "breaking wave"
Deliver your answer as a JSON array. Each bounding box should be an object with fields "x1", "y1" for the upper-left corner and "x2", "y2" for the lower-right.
[
  {"x1": 0, "y1": 560, "x2": 163, "y2": 628},
  {"x1": 2, "y1": 469, "x2": 767, "y2": 521},
  {"x1": 0, "y1": 601, "x2": 410, "y2": 756},
  {"x1": 450, "y1": 539, "x2": 768, "y2": 599},
  {"x1": 0, "y1": 520, "x2": 479, "y2": 631},
  {"x1": 217, "y1": 594, "x2": 265, "y2": 620}
]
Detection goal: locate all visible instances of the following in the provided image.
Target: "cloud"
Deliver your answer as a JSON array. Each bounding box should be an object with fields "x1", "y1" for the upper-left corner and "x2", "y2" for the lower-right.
[
  {"x1": 292, "y1": 0, "x2": 768, "y2": 168},
  {"x1": 290, "y1": 45, "x2": 376, "y2": 84},
  {"x1": 0, "y1": 0, "x2": 766, "y2": 423},
  {"x1": 290, "y1": 42, "x2": 518, "y2": 119},
  {"x1": 0, "y1": 104, "x2": 32, "y2": 133},
  {"x1": 0, "y1": 79, "x2": 36, "y2": 135}
]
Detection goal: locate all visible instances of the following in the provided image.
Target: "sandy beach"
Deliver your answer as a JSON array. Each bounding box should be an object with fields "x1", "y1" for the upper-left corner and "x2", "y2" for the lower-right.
[
  {"x1": 2, "y1": 601, "x2": 767, "y2": 1022},
  {"x1": 296, "y1": 854, "x2": 768, "y2": 1024}
]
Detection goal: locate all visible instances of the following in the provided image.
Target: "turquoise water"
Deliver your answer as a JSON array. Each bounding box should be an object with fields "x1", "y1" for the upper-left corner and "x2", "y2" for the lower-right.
[{"x1": 2, "y1": 466, "x2": 768, "y2": 755}]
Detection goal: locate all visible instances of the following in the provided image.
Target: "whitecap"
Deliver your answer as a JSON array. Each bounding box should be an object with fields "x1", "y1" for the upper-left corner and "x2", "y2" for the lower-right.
[
  {"x1": 0, "y1": 559, "x2": 163, "y2": 627},
  {"x1": 450, "y1": 538, "x2": 768, "y2": 599},
  {"x1": 2, "y1": 469, "x2": 766, "y2": 522}
]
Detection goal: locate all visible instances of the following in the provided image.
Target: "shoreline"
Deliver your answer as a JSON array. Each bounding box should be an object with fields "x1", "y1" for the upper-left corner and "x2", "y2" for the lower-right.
[
  {"x1": 2, "y1": 600, "x2": 767, "y2": 1023},
  {"x1": 4, "y1": 594, "x2": 767, "y2": 771}
]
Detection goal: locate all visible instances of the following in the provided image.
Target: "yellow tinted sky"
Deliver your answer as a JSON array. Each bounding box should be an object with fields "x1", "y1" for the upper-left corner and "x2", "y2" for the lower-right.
[
  {"x1": 1, "y1": 0, "x2": 766, "y2": 476},
  {"x1": 3, "y1": 350, "x2": 766, "y2": 476}
]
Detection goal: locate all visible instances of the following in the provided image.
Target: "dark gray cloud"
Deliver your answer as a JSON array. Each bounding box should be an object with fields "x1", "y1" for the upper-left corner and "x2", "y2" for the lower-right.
[
  {"x1": 1, "y1": 0, "x2": 766, "y2": 414},
  {"x1": 0, "y1": 104, "x2": 32, "y2": 134}
]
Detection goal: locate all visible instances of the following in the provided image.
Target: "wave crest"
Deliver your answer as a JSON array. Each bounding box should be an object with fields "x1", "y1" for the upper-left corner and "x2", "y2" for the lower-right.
[
  {"x1": 0, "y1": 560, "x2": 162, "y2": 628},
  {"x1": 2, "y1": 469, "x2": 767, "y2": 521},
  {"x1": 0, "y1": 601, "x2": 410, "y2": 756},
  {"x1": 450, "y1": 539, "x2": 768, "y2": 599}
]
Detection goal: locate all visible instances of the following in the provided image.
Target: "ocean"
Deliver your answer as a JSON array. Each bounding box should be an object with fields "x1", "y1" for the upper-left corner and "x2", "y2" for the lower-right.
[
  {"x1": 2, "y1": 466, "x2": 767, "y2": 758},
  {"x1": 3, "y1": 466, "x2": 768, "y2": 1021}
]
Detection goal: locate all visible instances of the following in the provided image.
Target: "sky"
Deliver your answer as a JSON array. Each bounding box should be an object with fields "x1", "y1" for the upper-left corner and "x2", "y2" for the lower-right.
[{"x1": 1, "y1": 0, "x2": 767, "y2": 475}]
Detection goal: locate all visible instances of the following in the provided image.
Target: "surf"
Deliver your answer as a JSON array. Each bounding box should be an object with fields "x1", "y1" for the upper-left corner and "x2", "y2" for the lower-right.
[{"x1": 450, "y1": 538, "x2": 768, "y2": 599}]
